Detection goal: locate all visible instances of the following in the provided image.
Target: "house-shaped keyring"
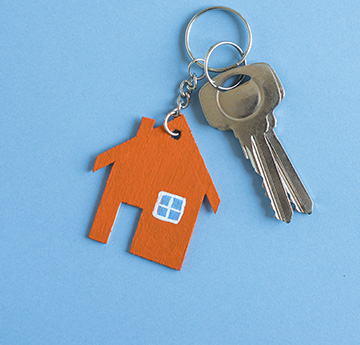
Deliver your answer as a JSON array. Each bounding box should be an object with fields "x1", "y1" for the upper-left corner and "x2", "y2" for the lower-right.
[{"x1": 89, "y1": 115, "x2": 220, "y2": 270}]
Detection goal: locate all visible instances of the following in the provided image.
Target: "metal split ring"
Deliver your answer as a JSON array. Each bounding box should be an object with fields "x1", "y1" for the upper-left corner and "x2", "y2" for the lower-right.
[
  {"x1": 185, "y1": 6, "x2": 252, "y2": 73},
  {"x1": 204, "y1": 41, "x2": 247, "y2": 91}
]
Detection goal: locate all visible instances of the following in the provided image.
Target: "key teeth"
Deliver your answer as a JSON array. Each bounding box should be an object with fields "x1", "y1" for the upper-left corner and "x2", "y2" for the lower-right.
[
  {"x1": 265, "y1": 130, "x2": 314, "y2": 217},
  {"x1": 262, "y1": 183, "x2": 293, "y2": 223},
  {"x1": 263, "y1": 177, "x2": 313, "y2": 221},
  {"x1": 250, "y1": 133, "x2": 293, "y2": 224}
]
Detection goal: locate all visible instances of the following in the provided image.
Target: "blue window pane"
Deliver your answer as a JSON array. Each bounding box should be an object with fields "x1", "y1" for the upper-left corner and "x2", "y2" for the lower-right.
[
  {"x1": 160, "y1": 195, "x2": 171, "y2": 206},
  {"x1": 171, "y1": 198, "x2": 183, "y2": 211},
  {"x1": 168, "y1": 210, "x2": 180, "y2": 221},
  {"x1": 153, "y1": 192, "x2": 186, "y2": 224},
  {"x1": 157, "y1": 206, "x2": 168, "y2": 217}
]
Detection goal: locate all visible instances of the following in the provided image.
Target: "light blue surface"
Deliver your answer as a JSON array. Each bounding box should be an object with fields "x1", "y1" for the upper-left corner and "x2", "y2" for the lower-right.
[{"x1": 1, "y1": 1, "x2": 360, "y2": 344}]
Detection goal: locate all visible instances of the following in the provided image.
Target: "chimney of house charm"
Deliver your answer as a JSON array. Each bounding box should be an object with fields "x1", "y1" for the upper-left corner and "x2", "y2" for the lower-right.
[{"x1": 136, "y1": 117, "x2": 155, "y2": 137}]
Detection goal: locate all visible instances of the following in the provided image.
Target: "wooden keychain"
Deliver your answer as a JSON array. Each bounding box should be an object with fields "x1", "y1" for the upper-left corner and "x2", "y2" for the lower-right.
[{"x1": 89, "y1": 22, "x2": 221, "y2": 270}]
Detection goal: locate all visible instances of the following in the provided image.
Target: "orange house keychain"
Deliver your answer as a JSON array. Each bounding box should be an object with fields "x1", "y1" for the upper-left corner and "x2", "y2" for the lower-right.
[
  {"x1": 90, "y1": 116, "x2": 220, "y2": 270},
  {"x1": 89, "y1": 12, "x2": 223, "y2": 270}
]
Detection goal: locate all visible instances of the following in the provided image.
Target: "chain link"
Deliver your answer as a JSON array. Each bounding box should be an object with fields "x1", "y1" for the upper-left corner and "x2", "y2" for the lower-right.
[
  {"x1": 163, "y1": 59, "x2": 204, "y2": 136},
  {"x1": 175, "y1": 73, "x2": 197, "y2": 115}
]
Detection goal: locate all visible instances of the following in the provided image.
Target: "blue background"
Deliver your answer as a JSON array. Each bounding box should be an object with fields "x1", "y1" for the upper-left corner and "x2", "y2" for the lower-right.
[{"x1": 1, "y1": 1, "x2": 359, "y2": 344}]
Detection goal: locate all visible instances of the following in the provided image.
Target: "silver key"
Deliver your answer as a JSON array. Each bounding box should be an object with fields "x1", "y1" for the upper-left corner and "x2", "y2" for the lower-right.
[{"x1": 199, "y1": 63, "x2": 313, "y2": 222}]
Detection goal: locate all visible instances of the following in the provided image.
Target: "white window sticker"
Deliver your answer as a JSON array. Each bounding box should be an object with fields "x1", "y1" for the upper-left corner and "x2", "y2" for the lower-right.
[{"x1": 152, "y1": 191, "x2": 186, "y2": 224}]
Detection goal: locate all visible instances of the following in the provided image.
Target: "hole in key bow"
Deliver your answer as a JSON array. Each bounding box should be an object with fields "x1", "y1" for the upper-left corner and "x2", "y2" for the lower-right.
[{"x1": 219, "y1": 74, "x2": 251, "y2": 91}]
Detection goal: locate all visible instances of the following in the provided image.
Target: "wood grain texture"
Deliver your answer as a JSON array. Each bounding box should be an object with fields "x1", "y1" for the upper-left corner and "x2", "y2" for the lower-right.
[{"x1": 89, "y1": 115, "x2": 220, "y2": 270}]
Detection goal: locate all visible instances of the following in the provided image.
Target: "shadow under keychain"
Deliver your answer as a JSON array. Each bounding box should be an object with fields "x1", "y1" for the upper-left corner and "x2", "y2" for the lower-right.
[{"x1": 187, "y1": 7, "x2": 313, "y2": 223}]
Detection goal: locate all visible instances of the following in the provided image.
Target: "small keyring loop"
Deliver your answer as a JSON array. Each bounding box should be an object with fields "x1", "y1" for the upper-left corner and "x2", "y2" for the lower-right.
[
  {"x1": 163, "y1": 111, "x2": 180, "y2": 136},
  {"x1": 204, "y1": 41, "x2": 246, "y2": 91},
  {"x1": 188, "y1": 58, "x2": 206, "y2": 80},
  {"x1": 185, "y1": 6, "x2": 252, "y2": 73}
]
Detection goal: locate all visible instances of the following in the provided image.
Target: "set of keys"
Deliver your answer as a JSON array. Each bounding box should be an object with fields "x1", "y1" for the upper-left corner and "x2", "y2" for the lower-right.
[{"x1": 199, "y1": 62, "x2": 313, "y2": 222}]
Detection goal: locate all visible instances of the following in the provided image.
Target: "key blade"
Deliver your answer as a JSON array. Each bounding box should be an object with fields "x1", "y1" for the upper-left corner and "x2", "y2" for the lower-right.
[
  {"x1": 265, "y1": 130, "x2": 314, "y2": 214},
  {"x1": 250, "y1": 134, "x2": 293, "y2": 223}
]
